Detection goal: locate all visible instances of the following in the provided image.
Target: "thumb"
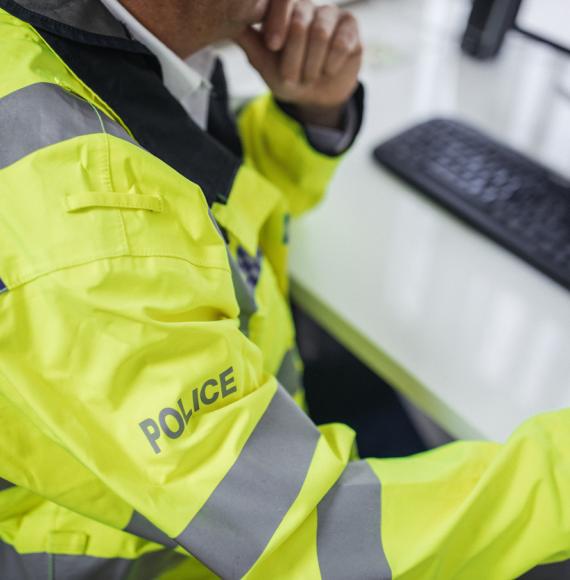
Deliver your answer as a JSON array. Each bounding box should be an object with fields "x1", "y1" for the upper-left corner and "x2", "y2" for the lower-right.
[{"x1": 236, "y1": 27, "x2": 278, "y2": 83}]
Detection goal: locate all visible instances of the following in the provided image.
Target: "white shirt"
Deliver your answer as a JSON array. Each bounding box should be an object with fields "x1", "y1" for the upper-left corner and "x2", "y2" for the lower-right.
[{"x1": 100, "y1": 0, "x2": 215, "y2": 130}]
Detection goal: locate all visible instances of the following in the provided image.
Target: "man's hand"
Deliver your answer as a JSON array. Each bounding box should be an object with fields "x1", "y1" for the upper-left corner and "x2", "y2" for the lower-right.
[{"x1": 237, "y1": 0, "x2": 363, "y2": 129}]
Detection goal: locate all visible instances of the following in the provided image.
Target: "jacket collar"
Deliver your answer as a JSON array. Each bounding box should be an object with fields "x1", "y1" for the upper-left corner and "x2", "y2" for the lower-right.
[{"x1": 0, "y1": 0, "x2": 151, "y2": 53}]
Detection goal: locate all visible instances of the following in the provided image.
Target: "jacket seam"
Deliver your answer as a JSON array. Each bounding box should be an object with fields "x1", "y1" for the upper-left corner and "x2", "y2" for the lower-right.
[
  {"x1": 90, "y1": 103, "x2": 132, "y2": 254},
  {"x1": 6, "y1": 252, "x2": 230, "y2": 291}
]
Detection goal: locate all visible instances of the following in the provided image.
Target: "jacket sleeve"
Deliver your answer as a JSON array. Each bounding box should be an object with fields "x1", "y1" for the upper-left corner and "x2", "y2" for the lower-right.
[
  {"x1": 237, "y1": 94, "x2": 344, "y2": 217},
  {"x1": 3, "y1": 250, "x2": 570, "y2": 579},
  {"x1": 373, "y1": 413, "x2": 570, "y2": 578},
  {"x1": 1, "y1": 127, "x2": 569, "y2": 580}
]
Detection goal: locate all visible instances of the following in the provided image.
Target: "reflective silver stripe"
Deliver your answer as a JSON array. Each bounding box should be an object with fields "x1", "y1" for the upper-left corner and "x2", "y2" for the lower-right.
[
  {"x1": 317, "y1": 461, "x2": 392, "y2": 580},
  {"x1": 228, "y1": 251, "x2": 257, "y2": 336},
  {"x1": 176, "y1": 385, "x2": 320, "y2": 579},
  {"x1": 276, "y1": 349, "x2": 303, "y2": 397},
  {"x1": 0, "y1": 539, "x2": 183, "y2": 580},
  {"x1": 212, "y1": 217, "x2": 259, "y2": 337},
  {"x1": 0, "y1": 478, "x2": 15, "y2": 491},
  {"x1": 0, "y1": 82, "x2": 136, "y2": 171},
  {"x1": 124, "y1": 511, "x2": 177, "y2": 548},
  {"x1": 0, "y1": 540, "x2": 47, "y2": 580},
  {"x1": 208, "y1": 215, "x2": 258, "y2": 336}
]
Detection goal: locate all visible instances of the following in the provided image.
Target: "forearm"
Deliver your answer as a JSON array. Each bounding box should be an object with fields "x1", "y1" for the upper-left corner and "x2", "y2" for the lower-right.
[{"x1": 374, "y1": 410, "x2": 570, "y2": 578}]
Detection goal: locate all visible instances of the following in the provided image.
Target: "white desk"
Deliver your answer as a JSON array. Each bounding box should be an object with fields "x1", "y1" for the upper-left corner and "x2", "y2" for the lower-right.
[{"x1": 222, "y1": 0, "x2": 570, "y2": 441}]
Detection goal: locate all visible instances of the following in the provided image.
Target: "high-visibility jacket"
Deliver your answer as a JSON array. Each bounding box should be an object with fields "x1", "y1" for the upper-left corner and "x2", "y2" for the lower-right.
[{"x1": 0, "y1": 3, "x2": 569, "y2": 579}]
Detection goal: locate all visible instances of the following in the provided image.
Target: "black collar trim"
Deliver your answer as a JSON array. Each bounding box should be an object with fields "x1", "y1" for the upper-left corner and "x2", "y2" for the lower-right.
[{"x1": 0, "y1": 0, "x2": 151, "y2": 54}]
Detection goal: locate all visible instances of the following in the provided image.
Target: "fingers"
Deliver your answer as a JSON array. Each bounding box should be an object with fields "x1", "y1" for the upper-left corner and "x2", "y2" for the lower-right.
[
  {"x1": 278, "y1": 4, "x2": 362, "y2": 85},
  {"x1": 324, "y1": 12, "x2": 361, "y2": 77},
  {"x1": 280, "y1": 0, "x2": 315, "y2": 83},
  {"x1": 304, "y1": 4, "x2": 339, "y2": 82},
  {"x1": 263, "y1": 0, "x2": 297, "y2": 51},
  {"x1": 239, "y1": 1, "x2": 363, "y2": 111},
  {"x1": 236, "y1": 27, "x2": 278, "y2": 84}
]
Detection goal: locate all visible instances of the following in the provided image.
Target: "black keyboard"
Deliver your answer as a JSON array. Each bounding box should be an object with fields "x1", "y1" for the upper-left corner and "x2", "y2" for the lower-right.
[{"x1": 373, "y1": 119, "x2": 570, "y2": 291}]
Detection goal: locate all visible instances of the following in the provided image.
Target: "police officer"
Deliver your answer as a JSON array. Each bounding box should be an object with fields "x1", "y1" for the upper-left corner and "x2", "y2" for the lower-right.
[{"x1": 0, "y1": 0, "x2": 569, "y2": 578}]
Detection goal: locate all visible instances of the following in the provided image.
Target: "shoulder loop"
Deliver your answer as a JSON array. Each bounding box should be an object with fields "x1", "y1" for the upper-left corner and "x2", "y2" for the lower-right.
[{"x1": 65, "y1": 192, "x2": 164, "y2": 214}]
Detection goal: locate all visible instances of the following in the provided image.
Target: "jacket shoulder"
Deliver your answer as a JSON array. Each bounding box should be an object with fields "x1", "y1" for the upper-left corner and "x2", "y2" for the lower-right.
[{"x1": 0, "y1": 12, "x2": 225, "y2": 292}]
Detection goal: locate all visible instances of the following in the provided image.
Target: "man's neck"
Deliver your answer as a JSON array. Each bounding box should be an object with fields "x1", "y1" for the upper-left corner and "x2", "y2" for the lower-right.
[{"x1": 118, "y1": 0, "x2": 213, "y2": 58}]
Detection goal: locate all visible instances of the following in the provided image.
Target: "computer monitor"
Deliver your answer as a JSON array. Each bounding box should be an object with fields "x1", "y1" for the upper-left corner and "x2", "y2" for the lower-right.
[{"x1": 461, "y1": 0, "x2": 570, "y2": 60}]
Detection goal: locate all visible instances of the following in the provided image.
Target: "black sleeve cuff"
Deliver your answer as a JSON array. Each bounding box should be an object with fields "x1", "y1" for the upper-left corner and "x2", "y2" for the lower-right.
[{"x1": 275, "y1": 83, "x2": 366, "y2": 157}]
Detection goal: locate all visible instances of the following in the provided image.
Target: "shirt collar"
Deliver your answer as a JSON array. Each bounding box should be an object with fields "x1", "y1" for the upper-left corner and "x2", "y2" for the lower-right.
[{"x1": 99, "y1": 0, "x2": 214, "y2": 102}]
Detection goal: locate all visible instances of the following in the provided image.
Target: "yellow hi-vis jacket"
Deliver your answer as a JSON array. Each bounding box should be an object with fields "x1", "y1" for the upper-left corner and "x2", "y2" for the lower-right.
[{"x1": 0, "y1": 5, "x2": 569, "y2": 580}]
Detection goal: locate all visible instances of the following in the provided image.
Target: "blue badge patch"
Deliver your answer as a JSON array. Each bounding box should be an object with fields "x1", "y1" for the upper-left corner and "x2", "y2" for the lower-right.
[
  {"x1": 283, "y1": 214, "x2": 291, "y2": 245},
  {"x1": 0, "y1": 279, "x2": 7, "y2": 294},
  {"x1": 237, "y1": 246, "x2": 263, "y2": 290}
]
